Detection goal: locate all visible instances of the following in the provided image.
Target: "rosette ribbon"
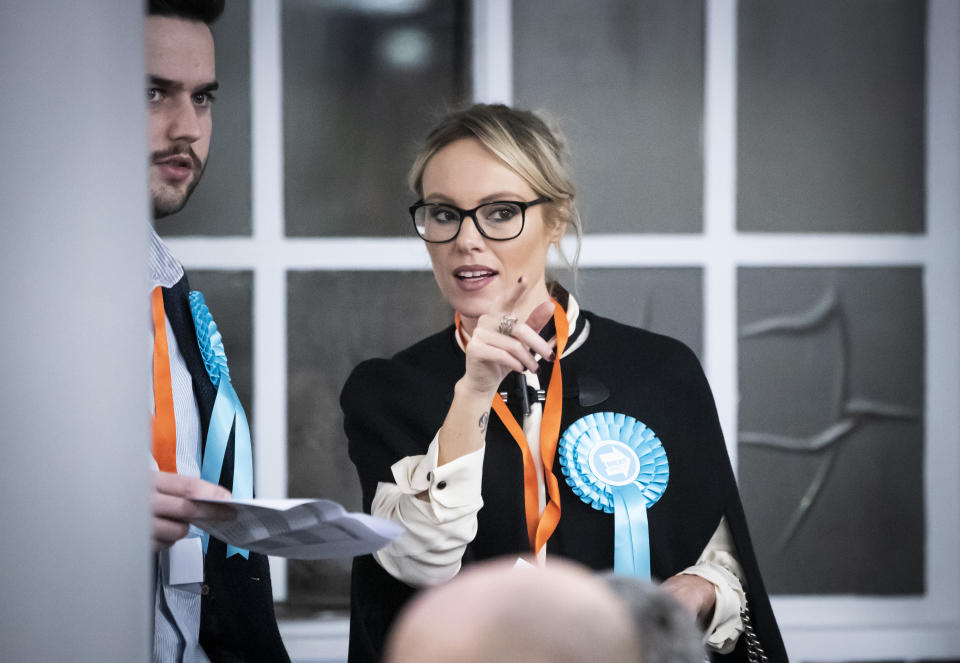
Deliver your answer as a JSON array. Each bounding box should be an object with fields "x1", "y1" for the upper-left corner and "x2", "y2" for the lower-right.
[
  {"x1": 189, "y1": 291, "x2": 252, "y2": 559},
  {"x1": 559, "y1": 412, "x2": 669, "y2": 579}
]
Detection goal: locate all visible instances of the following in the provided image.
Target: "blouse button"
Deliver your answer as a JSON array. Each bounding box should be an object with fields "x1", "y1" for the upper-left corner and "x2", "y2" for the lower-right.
[{"x1": 436, "y1": 480, "x2": 447, "y2": 490}]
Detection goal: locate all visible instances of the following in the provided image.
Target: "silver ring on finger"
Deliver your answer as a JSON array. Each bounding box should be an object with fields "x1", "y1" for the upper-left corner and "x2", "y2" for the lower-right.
[{"x1": 498, "y1": 313, "x2": 519, "y2": 336}]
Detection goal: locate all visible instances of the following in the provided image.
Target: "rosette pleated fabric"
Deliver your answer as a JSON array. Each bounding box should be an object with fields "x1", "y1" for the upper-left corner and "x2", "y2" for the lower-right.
[
  {"x1": 559, "y1": 412, "x2": 669, "y2": 578},
  {"x1": 189, "y1": 291, "x2": 252, "y2": 559}
]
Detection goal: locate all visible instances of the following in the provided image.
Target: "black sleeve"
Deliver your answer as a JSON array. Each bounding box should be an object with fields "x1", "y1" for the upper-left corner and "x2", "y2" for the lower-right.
[
  {"x1": 340, "y1": 358, "x2": 450, "y2": 663},
  {"x1": 341, "y1": 358, "x2": 448, "y2": 512},
  {"x1": 676, "y1": 345, "x2": 789, "y2": 663}
]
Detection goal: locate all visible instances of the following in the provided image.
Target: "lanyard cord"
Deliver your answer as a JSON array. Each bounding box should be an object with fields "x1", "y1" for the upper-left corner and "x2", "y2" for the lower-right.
[
  {"x1": 151, "y1": 286, "x2": 177, "y2": 472},
  {"x1": 455, "y1": 300, "x2": 569, "y2": 553}
]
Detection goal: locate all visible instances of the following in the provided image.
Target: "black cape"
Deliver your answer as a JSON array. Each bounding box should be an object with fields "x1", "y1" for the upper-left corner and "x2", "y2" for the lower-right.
[
  {"x1": 162, "y1": 275, "x2": 290, "y2": 663},
  {"x1": 342, "y1": 311, "x2": 787, "y2": 663}
]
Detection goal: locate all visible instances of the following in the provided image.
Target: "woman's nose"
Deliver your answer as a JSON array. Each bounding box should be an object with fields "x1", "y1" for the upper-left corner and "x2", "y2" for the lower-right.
[{"x1": 453, "y1": 213, "x2": 485, "y2": 250}]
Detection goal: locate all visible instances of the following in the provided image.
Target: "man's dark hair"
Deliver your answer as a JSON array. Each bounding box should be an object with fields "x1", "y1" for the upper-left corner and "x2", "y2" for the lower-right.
[{"x1": 148, "y1": 0, "x2": 224, "y2": 24}]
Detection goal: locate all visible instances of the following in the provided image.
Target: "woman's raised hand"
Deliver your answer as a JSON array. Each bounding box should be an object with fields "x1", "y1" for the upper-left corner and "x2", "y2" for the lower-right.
[
  {"x1": 461, "y1": 278, "x2": 556, "y2": 398},
  {"x1": 439, "y1": 278, "x2": 557, "y2": 465}
]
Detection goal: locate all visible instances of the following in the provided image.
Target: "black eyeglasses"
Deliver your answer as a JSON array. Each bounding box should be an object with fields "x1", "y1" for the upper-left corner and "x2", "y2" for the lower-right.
[{"x1": 409, "y1": 197, "x2": 551, "y2": 243}]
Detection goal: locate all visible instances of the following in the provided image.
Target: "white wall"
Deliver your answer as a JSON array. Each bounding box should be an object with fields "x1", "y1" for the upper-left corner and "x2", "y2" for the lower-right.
[{"x1": 0, "y1": 2, "x2": 151, "y2": 661}]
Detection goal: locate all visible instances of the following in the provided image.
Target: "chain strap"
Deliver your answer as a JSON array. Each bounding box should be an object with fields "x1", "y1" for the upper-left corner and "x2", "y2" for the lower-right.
[{"x1": 741, "y1": 597, "x2": 769, "y2": 663}]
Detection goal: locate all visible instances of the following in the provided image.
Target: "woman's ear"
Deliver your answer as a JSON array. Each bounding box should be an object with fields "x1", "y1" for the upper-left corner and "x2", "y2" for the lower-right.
[
  {"x1": 551, "y1": 227, "x2": 566, "y2": 246},
  {"x1": 548, "y1": 212, "x2": 568, "y2": 244}
]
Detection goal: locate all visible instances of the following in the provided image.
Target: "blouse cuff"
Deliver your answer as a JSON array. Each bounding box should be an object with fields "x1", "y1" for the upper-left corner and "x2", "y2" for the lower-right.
[
  {"x1": 371, "y1": 434, "x2": 485, "y2": 586},
  {"x1": 680, "y1": 561, "x2": 745, "y2": 654},
  {"x1": 388, "y1": 435, "x2": 485, "y2": 514}
]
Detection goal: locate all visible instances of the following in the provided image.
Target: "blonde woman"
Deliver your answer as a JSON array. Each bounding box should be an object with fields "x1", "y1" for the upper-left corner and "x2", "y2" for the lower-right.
[{"x1": 341, "y1": 104, "x2": 786, "y2": 663}]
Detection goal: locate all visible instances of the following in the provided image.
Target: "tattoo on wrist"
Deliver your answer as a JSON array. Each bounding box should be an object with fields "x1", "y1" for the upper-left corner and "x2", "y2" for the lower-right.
[{"x1": 479, "y1": 412, "x2": 489, "y2": 434}]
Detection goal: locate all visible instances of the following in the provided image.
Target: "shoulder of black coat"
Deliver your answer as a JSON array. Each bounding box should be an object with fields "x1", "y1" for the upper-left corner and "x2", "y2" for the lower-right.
[
  {"x1": 580, "y1": 310, "x2": 703, "y2": 375},
  {"x1": 340, "y1": 325, "x2": 458, "y2": 405}
]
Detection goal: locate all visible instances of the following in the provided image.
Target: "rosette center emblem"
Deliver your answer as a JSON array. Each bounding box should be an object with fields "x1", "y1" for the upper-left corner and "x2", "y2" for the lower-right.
[{"x1": 589, "y1": 441, "x2": 641, "y2": 486}]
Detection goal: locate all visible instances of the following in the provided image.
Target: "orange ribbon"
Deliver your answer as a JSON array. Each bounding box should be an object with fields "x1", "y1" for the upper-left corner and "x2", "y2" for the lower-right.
[
  {"x1": 151, "y1": 286, "x2": 177, "y2": 473},
  {"x1": 456, "y1": 300, "x2": 569, "y2": 553}
]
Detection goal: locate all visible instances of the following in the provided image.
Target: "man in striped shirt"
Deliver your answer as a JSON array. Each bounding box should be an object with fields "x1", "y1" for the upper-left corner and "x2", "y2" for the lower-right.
[{"x1": 147, "y1": 2, "x2": 288, "y2": 661}]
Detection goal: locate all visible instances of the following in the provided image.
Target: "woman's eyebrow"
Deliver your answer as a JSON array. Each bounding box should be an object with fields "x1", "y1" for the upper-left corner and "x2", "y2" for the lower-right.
[
  {"x1": 422, "y1": 193, "x2": 456, "y2": 204},
  {"x1": 477, "y1": 192, "x2": 526, "y2": 204},
  {"x1": 422, "y1": 191, "x2": 527, "y2": 205}
]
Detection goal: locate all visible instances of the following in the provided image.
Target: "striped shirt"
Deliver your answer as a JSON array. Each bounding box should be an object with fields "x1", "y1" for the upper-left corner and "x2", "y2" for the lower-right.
[{"x1": 150, "y1": 228, "x2": 209, "y2": 663}]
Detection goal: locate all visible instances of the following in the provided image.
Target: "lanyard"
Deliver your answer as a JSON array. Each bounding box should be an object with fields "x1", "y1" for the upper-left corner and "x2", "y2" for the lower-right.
[
  {"x1": 151, "y1": 286, "x2": 177, "y2": 472},
  {"x1": 455, "y1": 300, "x2": 569, "y2": 553}
]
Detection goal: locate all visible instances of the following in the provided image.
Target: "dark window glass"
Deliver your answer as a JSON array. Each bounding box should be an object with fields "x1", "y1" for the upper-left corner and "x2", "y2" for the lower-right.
[
  {"x1": 160, "y1": 1, "x2": 252, "y2": 236},
  {"x1": 286, "y1": 270, "x2": 453, "y2": 609},
  {"x1": 283, "y1": 0, "x2": 469, "y2": 237},
  {"x1": 514, "y1": 0, "x2": 705, "y2": 233},
  {"x1": 738, "y1": 0, "x2": 925, "y2": 233},
  {"x1": 738, "y1": 267, "x2": 924, "y2": 594},
  {"x1": 558, "y1": 268, "x2": 703, "y2": 358}
]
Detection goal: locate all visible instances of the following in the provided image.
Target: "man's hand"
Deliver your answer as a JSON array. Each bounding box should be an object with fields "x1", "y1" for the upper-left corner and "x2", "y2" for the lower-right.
[{"x1": 152, "y1": 472, "x2": 233, "y2": 551}]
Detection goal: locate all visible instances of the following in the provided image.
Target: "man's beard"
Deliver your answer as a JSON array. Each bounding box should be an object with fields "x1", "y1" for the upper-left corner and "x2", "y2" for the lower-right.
[{"x1": 150, "y1": 146, "x2": 206, "y2": 219}]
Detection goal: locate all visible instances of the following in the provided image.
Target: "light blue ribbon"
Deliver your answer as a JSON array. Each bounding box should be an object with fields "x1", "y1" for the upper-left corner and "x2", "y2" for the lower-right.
[
  {"x1": 613, "y1": 483, "x2": 650, "y2": 577},
  {"x1": 189, "y1": 291, "x2": 251, "y2": 559},
  {"x1": 559, "y1": 412, "x2": 669, "y2": 579}
]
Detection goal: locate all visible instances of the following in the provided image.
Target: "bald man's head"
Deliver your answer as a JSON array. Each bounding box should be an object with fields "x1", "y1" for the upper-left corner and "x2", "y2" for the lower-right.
[{"x1": 386, "y1": 559, "x2": 641, "y2": 663}]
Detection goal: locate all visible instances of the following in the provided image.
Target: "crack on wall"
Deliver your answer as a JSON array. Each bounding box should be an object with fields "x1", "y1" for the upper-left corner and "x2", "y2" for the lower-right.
[{"x1": 738, "y1": 280, "x2": 920, "y2": 552}]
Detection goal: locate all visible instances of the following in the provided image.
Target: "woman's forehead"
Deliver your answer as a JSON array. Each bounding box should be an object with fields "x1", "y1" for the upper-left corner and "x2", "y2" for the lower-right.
[{"x1": 422, "y1": 138, "x2": 534, "y2": 203}]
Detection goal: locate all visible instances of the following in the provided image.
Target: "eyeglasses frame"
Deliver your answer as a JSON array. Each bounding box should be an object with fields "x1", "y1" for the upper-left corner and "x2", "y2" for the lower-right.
[{"x1": 409, "y1": 196, "x2": 552, "y2": 243}]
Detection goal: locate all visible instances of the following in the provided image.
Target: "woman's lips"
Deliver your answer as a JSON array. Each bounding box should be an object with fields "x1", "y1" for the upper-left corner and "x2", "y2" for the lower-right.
[{"x1": 454, "y1": 266, "x2": 497, "y2": 291}]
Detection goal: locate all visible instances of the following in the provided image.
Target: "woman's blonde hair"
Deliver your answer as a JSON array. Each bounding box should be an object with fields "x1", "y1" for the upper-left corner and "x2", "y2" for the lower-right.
[{"x1": 408, "y1": 104, "x2": 582, "y2": 276}]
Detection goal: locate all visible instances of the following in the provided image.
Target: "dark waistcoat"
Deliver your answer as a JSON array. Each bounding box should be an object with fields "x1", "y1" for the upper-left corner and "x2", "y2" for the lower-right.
[{"x1": 162, "y1": 275, "x2": 290, "y2": 663}]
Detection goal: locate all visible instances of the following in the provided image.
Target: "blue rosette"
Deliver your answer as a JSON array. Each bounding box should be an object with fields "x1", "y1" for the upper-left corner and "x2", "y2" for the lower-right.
[
  {"x1": 191, "y1": 293, "x2": 230, "y2": 388},
  {"x1": 559, "y1": 412, "x2": 669, "y2": 579},
  {"x1": 189, "y1": 291, "x2": 252, "y2": 559}
]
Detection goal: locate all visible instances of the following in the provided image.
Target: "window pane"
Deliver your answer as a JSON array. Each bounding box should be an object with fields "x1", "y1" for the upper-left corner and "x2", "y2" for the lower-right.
[
  {"x1": 737, "y1": 0, "x2": 925, "y2": 233},
  {"x1": 738, "y1": 267, "x2": 924, "y2": 594},
  {"x1": 286, "y1": 269, "x2": 454, "y2": 609},
  {"x1": 283, "y1": 0, "x2": 469, "y2": 237},
  {"x1": 557, "y1": 268, "x2": 703, "y2": 358},
  {"x1": 159, "y1": 1, "x2": 252, "y2": 236},
  {"x1": 514, "y1": 0, "x2": 705, "y2": 233}
]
